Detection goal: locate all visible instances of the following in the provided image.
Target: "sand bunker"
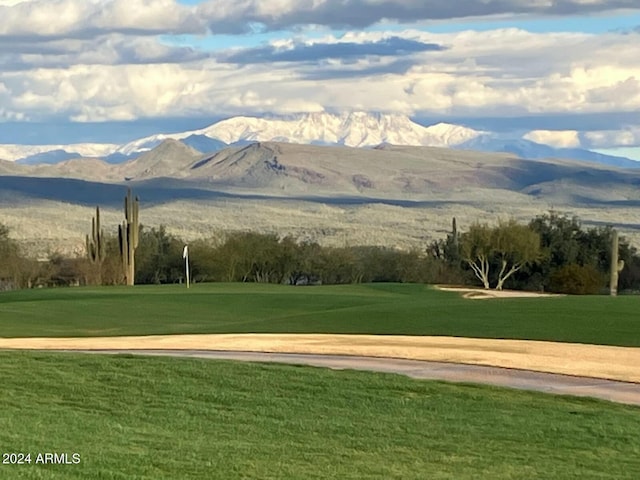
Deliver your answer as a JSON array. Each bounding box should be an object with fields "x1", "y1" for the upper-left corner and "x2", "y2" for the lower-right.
[
  {"x1": 436, "y1": 286, "x2": 562, "y2": 299},
  {"x1": 1, "y1": 334, "x2": 638, "y2": 383}
]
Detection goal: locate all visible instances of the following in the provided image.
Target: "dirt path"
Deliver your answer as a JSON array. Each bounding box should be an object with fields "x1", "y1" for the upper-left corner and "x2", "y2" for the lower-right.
[
  {"x1": 64, "y1": 350, "x2": 640, "y2": 406},
  {"x1": 2, "y1": 334, "x2": 639, "y2": 383}
]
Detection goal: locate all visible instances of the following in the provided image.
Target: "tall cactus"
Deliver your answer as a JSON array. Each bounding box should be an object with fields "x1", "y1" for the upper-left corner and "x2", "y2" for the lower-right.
[
  {"x1": 609, "y1": 229, "x2": 625, "y2": 296},
  {"x1": 86, "y1": 206, "x2": 106, "y2": 283},
  {"x1": 118, "y1": 189, "x2": 139, "y2": 286},
  {"x1": 452, "y1": 217, "x2": 459, "y2": 248}
]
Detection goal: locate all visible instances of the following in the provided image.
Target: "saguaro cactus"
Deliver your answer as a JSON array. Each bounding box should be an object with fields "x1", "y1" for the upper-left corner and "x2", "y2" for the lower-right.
[
  {"x1": 452, "y1": 217, "x2": 459, "y2": 248},
  {"x1": 86, "y1": 206, "x2": 106, "y2": 282},
  {"x1": 610, "y1": 229, "x2": 625, "y2": 296},
  {"x1": 118, "y1": 189, "x2": 139, "y2": 286},
  {"x1": 86, "y1": 206, "x2": 105, "y2": 263}
]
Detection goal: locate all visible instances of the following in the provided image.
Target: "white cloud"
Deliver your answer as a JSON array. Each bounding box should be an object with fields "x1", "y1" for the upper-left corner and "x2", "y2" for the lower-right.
[
  {"x1": 1, "y1": 14, "x2": 640, "y2": 149},
  {"x1": 91, "y1": 0, "x2": 202, "y2": 34},
  {"x1": 0, "y1": 0, "x2": 94, "y2": 37},
  {"x1": 0, "y1": 0, "x2": 204, "y2": 38},
  {"x1": 523, "y1": 126, "x2": 640, "y2": 150},
  {"x1": 584, "y1": 128, "x2": 640, "y2": 148},
  {"x1": 523, "y1": 130, "x2": 582, "y2": 148},
  {"x1": 1, "y1": 35, "x2": 209, "y2": 73},
  {"x1": 5, "y1": 63, "x2": 194, "y2": 120},
  {"x1": 1, "y1": 0, "x2": 639, "y2": 40},
  {"x1": 196, "y1": 1, "x2": 640, "y2": 32}
]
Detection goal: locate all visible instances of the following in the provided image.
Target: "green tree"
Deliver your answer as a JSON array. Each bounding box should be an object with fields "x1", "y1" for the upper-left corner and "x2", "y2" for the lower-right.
[
  {"x1": 459, "y1": 220, "x2": 541, "y2": 290},
  {"x1": 529, "y1": 212, "x2": 582, "y2": 268},
  {"x1": 311, "y1": 247, "x2": 362, "y2": 284},
  {"x1": 0, "y1": 224, "x2": 23, "y2": 289},
  {"x1": 493, "y1": 220, "x2": 542, "y2": 290},
  {"x1": 135, "y1": 225, "x2": 183, "y2": 284},
  {"x1": 549, "y1": 264, "x2": 603, "y2": 295},
  {"x1": 189, "y1": 238, "x2": 222, "y2": 283},
  {"x1": 525, "y1": 212, "x2": 639, "y2": 292},
  {"x1": 276, "y1": 236, "x2": 308, "y2": 285},
  {"x1": 525, "y1": 212, "x2": 584, "y2": 290}
]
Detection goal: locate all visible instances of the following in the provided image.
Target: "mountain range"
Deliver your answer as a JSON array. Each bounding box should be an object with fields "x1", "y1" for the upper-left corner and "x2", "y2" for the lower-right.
[
  {"x1": 3, "y1": 132, "x2": 640, "y2": 257},
  {"x1": 1, "y1": 112, "x2": 637, "y2": 169},
  {"x1": 3, "y1": 138, "x2": 640, "y2": 206}
]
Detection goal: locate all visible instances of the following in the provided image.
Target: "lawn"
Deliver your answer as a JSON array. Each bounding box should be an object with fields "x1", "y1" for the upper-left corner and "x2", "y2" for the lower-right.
[
  {"x1": 0, "y1": 283, "x2": 639, "y2": 346},
  {"x1": 0, "y1": 351, "x2": 638, "y2": 480}
]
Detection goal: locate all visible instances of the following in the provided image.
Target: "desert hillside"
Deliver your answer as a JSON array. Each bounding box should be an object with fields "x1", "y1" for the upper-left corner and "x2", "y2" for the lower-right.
[{"x1": 1, "y1": 141, "x2": 639, "y2": 256}]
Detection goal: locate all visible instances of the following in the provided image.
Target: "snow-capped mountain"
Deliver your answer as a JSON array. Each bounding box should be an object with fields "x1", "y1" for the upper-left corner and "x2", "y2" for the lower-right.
[
  {"x1": 115, "y1": 132, "x2": 195, "y2": 156},
  {"x1": 105, "y1": 111, "x2": 640, "y2": 168},
  {"x1": 0, "y1": 143, "x2": 118, "y2": 162},
  {"x1": 197, "y1": 112, "x2": 483, "y2": 148},
  {"x1": 0, "y1": 111, "x2": 637, "y2": 168},
  {"x1": 112, "y1": 111, "x2": 482, "y2": 156}
]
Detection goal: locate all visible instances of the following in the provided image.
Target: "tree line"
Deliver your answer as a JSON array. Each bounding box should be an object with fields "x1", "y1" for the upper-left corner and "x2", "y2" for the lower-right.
[
  {"x1": 1, "y1": 210, "x2": 640, "y2": 294},
  {"x1": 430, "y1": 212, "x2": 640, "y2": 294}
]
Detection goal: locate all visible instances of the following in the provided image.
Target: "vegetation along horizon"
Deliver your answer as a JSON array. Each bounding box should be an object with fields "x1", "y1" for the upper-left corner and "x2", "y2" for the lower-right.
[{"x1": 1, "y1": 188, "x2": 640, "y2": 296}]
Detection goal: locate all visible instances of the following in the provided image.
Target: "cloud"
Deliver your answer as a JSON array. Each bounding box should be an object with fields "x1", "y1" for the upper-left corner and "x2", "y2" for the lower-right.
[
  {"x1": 1, "y1": 23, "x2": 639, "y2": 149},
  {"x1": 2, "y1": 0, "x2": 639, "y2": 41},
  {"x1": 415, "y1": 112, "x2": 640, "y2": 133},
  {"x1": 523, "y1": 130, "x2": 582, "y2": 148},
  {"x1": 0, "y1": 35, "x2": 210, "y2": 72},
  {"x1": 0, "y1": 0, "x2": 205, "y2": 40},
  {"x1": 301, "y1": 58, "x2": 417, "y2": 80},
  {"x1": 3, "y1": 63, "x2": 203, "y2": 121},
  {"x1": 218, "y1": 37, "x2": 444, "y2": 64},
  {"x1": 0, "y1": 60, "x2": 325, "y2": 122},
  {"x1": 586, "y1": 77, "x2": 640, "y2": 109},
  {"x1": 584, "y1": 127, "x2": 640, "y2": 148},
  {"x1": 525, "y1": 125, "x2": 640, "y2": 150},
  {"x1": 197, "y1": 0, "x2": 640, "y2": 32}
]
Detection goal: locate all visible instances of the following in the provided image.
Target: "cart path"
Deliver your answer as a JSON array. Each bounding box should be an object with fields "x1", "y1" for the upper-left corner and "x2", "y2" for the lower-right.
[
  {"x1": 3, "y1": 334, "x2": 639, "y2": 383},
  {"x1": 63, "y1": 349, "x2": 640, "y2": 406}
]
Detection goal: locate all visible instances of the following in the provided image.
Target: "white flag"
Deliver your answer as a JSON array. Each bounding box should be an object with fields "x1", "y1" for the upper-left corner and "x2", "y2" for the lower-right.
[{"x1": 182, "y1": 245, "x2": 188, "y2": 259}]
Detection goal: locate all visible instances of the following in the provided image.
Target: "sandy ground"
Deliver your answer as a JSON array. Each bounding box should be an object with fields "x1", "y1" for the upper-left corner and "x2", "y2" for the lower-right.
[
  {"x1": 1, "y1": 334, "x2": 638, "y2": 383},
  {"x1": 436, "y1": 286, "x2": 563, "y2": 299}
]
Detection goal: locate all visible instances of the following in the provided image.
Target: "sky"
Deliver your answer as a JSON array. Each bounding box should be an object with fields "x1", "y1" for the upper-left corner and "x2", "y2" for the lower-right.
[{"x1": 0, "y1": 0, "x2": 639, "y2": 158}]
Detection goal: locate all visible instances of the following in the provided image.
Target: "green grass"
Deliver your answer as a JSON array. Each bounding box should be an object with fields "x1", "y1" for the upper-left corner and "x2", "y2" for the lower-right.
[
  {"x1": 1, "y1": 283, "x2": 639, "y2": 346},
  {"x1": 1, "y1": 351, "x2": 639, "y2": 479}
]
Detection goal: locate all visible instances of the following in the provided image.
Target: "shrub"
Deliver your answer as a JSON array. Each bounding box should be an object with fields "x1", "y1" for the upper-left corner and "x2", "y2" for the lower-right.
[{"x1": 549, "y1": 264, "x2": 604, "y2": 295}]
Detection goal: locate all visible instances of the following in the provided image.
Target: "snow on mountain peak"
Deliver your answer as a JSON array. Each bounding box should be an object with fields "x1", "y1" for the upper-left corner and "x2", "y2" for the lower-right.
[
  {"x1": 423, "y1": 123, "x2": 484, "y2": 147},
  {"x1": 0, "y1": 143, "x2": 119, "y2": 162},
  {"x1": 2, "y1": 112, "x2": 637, "y2": 169},
  {"x1": 199, "y1": 111, "x2": 482, "y2": 148},
  {"x1": 1, "y1": 112, "x2": 485, "y2": 164},
  {"x1": 116, "y1": 132, "x2": 194, "y2": 155}
]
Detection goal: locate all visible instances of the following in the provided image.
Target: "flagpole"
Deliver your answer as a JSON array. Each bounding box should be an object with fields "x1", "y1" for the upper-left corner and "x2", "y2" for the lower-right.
[{"x1": 183, "y1": 245, "x2": 190, "y2": 289}]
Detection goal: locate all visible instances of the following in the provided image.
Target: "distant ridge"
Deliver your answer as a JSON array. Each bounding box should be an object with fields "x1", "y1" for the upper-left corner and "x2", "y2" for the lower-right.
[
  {"x1": 460, "y1": 136, "x2": 640, "y2": 169},
  {"x1": 118, "y1": 139, "x2": 201, "y2": 180},
  {"x1": 0, "y1": 111, "x2": 637, "y2": 169},
  {"x1": 2, "y1": 141, "x2": 640, "y2": 206}
]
